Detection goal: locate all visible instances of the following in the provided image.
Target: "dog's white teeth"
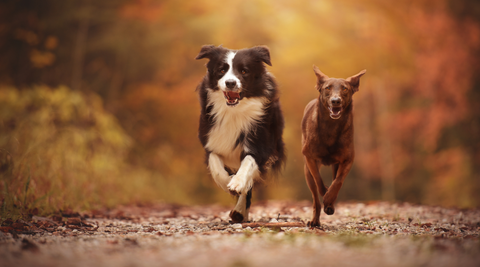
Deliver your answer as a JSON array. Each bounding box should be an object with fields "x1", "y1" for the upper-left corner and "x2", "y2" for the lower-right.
[{"x1": 226, "y1": 98, "x2": 239, "y2": 106}]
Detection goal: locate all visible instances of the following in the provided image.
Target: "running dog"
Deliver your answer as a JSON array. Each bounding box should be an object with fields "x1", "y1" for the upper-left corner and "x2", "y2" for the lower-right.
[
  {"x1": 302, "y1": 66, "x2": 366, "y2": 227},
  {"x1": 195, "y1": 45, "x2": 286, "y2": 223}
]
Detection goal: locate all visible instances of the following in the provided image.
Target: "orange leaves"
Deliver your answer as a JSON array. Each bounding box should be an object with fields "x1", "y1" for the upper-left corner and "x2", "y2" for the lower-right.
[
  {"x1": 29, "y1": 49, "x2": 55, "y2": 68},
  {"x1": 44, "y1": 36, "x2": 58, "y2": 50},
  {"x1": 120, "y1": 0, "x2": 165, "y2": 22},
  {"x1": 14, "y1": 29, "x2": 58, "y2": 68},
  {"x1": 1, "y1": 0, "x2": 479, "y2": 213}
]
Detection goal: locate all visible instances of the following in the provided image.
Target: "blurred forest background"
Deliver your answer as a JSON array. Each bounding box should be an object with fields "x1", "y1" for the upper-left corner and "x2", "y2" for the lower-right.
[{"x1": 1, "y1": 0, "x2": 479, "y2": 219}]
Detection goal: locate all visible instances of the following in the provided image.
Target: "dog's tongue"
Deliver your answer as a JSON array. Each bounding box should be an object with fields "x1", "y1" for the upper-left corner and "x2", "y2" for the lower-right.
[
  {"x1": 332, "y1": 107, "x2": 341, "y2": 115},
  {"x1": 223, "y1": 91, "x2": 241, "y2": 105},
  {"x1": 224, "y1": 91, "x2": 240, "y2": 100}
]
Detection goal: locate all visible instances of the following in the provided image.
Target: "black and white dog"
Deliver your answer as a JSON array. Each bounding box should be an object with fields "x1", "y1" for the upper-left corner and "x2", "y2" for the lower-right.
[{"x1": 195, "y1": 45, "x2": 286, "y2": 222}]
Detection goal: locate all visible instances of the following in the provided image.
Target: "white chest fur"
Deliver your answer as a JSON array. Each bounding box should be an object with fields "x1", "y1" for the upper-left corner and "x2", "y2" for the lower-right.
[{"x1": 205, "y1": 89, "x2": 266, "y2": 170}]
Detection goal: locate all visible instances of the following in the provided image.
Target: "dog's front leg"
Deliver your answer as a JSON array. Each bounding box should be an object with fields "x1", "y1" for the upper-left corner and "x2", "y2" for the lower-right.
[
  {"x1": 323, "y1": 160, "x2": 353, "y2": 215},
  {"x1": 304, "y1": 156, "x2": 328, "y2": 227},
  {"x1": 208, "y1": 153, "x2": 232, "y2": 193},
  {"x1": 305, "y1": 157, "x2": 328, "y2": 196},
  {"x1": 229, "y1": 189, "x2": 252, "y2": 223},
  {"x1": 304, "y1": 163, "x2": 321, "y2": 227},
  {"x1": 227, "y1": 155, "x2": 259, "y2": 195},
  {"x1": 227, "y1": 155, "x2": 258, "y2": 223}
]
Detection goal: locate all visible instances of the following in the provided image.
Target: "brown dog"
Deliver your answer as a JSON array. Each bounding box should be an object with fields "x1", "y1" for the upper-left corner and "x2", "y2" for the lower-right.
[{"x1": 301, "y1": 66, "x2": 366, "y2": 227}]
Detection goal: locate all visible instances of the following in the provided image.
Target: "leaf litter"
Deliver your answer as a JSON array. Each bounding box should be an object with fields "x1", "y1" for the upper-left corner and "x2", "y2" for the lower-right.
[{"x1": 0, "y1": 201, "x2": 479, "y2": 267}]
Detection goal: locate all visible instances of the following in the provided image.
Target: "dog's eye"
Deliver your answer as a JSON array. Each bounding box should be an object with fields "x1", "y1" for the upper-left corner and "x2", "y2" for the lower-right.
[
  {"x1": 220, "y1": 69, "x2": 226, "y2": 74},
  {"x1": 325, "y1": 86, "x2": 331, "y2": 90},
  {"x1": 342, "y1": 86, "x2": 348, "y2": 91},
  {"x1": 241, "y1": 69, "x2": 247, "y2": 75}
]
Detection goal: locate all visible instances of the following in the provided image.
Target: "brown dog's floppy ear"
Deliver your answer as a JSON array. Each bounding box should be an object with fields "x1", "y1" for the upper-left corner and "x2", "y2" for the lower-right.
[
  {"x1": 195, "y1": 45, "x2": 216, "y2": 60},
  {"x1": 346, "y1": 69, "x2": 366, "y2": 93},
  {"x1": 252, "y1": 46, "x2": 272, "y2": 66},
  {"x1": 313, "y1": 65, "x2": 329, "y2": 91}
]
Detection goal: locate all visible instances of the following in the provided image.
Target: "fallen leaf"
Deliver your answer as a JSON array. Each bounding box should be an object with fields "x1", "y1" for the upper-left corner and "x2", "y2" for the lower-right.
[
  {"x1": 67, "y1": 218, "x2": 82, "y2": 225},
  {"x1": 12, "y1": 222, "x2": 28, "y2": 231},
  {"x1": 50, "y1": 215, "x2": 63, "y2": 222},
  {"x1": 0, "y1": 226, "x2": 14, "y2": 233},
  {"x1": 61, "y1": 210, "x2": 80, "y2": 217}
]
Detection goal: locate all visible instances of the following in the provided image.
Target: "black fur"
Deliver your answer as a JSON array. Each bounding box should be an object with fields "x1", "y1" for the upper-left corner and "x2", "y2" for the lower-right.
[
  {"x1": 246, "y1": 189, "x2": 253, "y2": 209},
  {"x1": 195, "y1": 44, "x2": 286, "y2": 180}
]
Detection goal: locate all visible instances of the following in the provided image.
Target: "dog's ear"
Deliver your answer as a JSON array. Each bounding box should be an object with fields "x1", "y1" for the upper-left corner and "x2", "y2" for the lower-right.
[
  {"x1": 313, "y1": 65, "x2": 329, "y2": 91},
  {"x1": 252, "y1": 46, "x2": 272, "y2": 66},
  {"x1": 195, "y1": 45, "x2": 217, "y2": 60},
  {"x1": 346, "y1": 69, "x2": 366, "y2": 93}
]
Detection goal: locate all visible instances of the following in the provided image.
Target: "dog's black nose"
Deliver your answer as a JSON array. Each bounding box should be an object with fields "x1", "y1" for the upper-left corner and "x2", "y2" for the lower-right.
[
  {"x1": 331, "y1": 97, "x2": 341, "y2": 106},
  {"x1": 225, "y1": 80, "x2": 237, "y2": 89}
]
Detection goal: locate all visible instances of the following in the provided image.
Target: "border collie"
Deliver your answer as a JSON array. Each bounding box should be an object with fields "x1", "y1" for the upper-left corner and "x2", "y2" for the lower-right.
[{"x1": 195, "y1": 45, "x2": 286, "y2": 223}]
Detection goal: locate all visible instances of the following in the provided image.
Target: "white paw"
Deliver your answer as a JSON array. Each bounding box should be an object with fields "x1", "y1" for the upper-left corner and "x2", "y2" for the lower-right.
[{"x1": 227, "y1": 175, "x2": 247, "y2": 195}]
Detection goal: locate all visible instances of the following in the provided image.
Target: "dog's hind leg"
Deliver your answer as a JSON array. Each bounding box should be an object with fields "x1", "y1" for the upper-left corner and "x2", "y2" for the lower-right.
[{"x1": 323, "y1": 160, "x2": 353, "y2": 215}]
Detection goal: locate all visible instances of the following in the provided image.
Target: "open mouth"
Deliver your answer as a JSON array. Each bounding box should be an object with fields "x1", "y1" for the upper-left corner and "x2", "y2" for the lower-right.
[
  {"x1": 328, "y1": 106, "x2": 343, "y2": 119},
  {"x1": 223, "y1": 91, "x2": 241, "y2": 106}
]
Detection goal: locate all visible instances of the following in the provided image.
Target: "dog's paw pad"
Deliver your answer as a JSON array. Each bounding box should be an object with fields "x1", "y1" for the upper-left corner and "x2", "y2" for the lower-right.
[
  {"x1": 229, "y1": 210, "x2": 244, "y2": 223},
  {"x1": 324, "y1": 206, "x2": 335, "y2": 215}
]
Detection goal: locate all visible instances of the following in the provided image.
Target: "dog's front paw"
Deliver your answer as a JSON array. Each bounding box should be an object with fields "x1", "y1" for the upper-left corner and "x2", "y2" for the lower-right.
[
  {"x1": 324, "y1": 206, "x2": 335, "y2": 215},
  {"x1": 229, "y1": 210, "x2": 244, "y2": 223},
  {"x1": 307, "y1": 219, "x2": 321, "y2": 228},
  {"x1": 227, "y1": 175, "x2": 239, "y2": 195},
  {"x1": 227, "y1": 176, "x2": 247, "y2": 195},
  {"x1": 323, "y1": 193, "x2": 336, "y2": 215}
]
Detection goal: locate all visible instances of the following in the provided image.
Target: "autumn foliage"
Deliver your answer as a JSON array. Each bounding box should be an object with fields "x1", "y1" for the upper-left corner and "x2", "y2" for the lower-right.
[{"x1": 0, "y1": 0, "x2": 479, "y2": 218}]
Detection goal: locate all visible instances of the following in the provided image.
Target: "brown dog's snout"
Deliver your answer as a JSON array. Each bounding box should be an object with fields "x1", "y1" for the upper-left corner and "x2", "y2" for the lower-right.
[{"x1": 330, "y1": 97, "x2": 342, "y2": 106}]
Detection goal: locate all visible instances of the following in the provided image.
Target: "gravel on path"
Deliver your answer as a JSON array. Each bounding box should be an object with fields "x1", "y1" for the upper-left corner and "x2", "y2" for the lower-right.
[{"x1": 1, "y1": 201, "x2": 479, "y2": 267}]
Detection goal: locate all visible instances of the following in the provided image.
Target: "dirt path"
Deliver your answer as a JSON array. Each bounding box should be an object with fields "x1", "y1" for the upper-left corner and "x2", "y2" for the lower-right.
[{"x1": 1, "y1": 201, "x2": 479, "y2": 267}]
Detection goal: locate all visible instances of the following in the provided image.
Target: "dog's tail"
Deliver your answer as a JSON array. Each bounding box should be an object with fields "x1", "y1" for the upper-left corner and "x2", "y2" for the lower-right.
[{"x1": 262, "y1": 139, "x2": 286, "y2": 182}]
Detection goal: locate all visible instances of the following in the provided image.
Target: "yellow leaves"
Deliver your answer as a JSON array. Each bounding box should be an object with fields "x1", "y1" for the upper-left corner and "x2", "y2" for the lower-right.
[{"x1": 0, "y1": 86, "x2": 145, "y2": 215}]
